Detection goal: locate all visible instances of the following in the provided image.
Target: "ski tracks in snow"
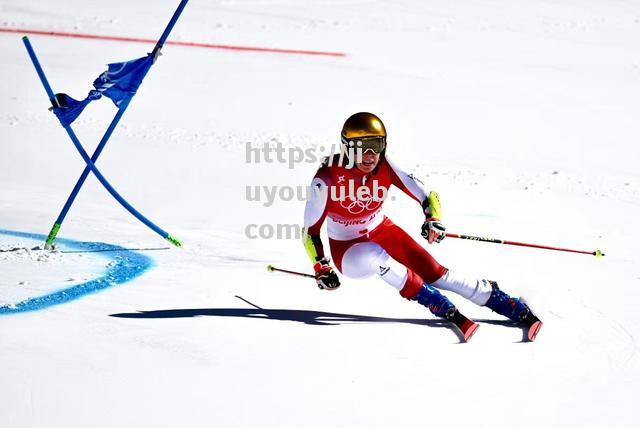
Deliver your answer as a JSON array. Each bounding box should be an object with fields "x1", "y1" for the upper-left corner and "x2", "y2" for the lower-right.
[{"x1": 550, "y1": 302, "x2": 638, "y2": 369}]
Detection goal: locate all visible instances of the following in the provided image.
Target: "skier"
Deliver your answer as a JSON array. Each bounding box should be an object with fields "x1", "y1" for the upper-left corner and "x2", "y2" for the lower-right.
[{"x1": 302, "y1": 112, "x2": 542, "y2": 341}]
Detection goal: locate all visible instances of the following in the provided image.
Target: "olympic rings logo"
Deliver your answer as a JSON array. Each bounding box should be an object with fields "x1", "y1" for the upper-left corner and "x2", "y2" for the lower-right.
[{"x1": 339, "y1": 195, "x2": 382, "y2": 214}]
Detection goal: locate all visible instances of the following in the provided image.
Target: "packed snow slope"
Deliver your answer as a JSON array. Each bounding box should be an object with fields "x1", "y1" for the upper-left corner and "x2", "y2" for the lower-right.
[{"x1": 1, "y1": 1, "x2": 639, "y2": 427}]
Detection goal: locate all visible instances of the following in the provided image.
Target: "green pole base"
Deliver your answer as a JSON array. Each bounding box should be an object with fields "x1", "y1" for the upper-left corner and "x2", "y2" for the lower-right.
[
  {"x1": 45, "y1": 223, "x2": 62, "y2": 250},
  {"x1": 166, "y1": 234, "x2": 182, "y2": 248}
]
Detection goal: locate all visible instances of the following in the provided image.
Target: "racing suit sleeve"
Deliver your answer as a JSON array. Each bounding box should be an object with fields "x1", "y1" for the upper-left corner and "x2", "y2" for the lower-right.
[
  {"x1": 303, "y1": 175, "x2": 329, "y2": 263},
  {"x1": 386, "y1": 156, "x2": 442, "y2": 219}
]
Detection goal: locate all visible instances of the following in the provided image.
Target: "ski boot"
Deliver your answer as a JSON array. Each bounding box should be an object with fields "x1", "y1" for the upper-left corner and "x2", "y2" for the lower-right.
[
  {"x1": 414, "y1": 283, "x2": 479, "y2": 342},
  {"x1": 484, "y1": 281, "x2": 542, "y2": 341}
]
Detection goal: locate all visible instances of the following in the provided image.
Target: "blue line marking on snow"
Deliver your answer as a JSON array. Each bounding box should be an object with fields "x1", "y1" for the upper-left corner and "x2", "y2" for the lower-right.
[{"x1": 0, "y1": 229, "x2": 153, "y2": 315}]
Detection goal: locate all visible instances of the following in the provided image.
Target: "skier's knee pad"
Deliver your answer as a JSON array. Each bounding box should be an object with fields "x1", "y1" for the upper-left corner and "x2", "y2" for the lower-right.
[
  {"x1": 340, "y1": 242, "x2": 389, "y2": 279},
  {"x1": 432, "y1": 270, "x2": 493, "y2": 305}
]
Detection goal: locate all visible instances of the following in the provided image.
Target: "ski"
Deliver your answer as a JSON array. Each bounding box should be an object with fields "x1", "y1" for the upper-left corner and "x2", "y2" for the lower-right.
[
  {"x1": 523, "y1": 311, "x2": 543, "y2": 342},
  {"x1": 519, "y1": 301, "x2": 543, "y2": 342},
  {"x1": 449, "y1": 309, "x2": 480, "y2": 342},
  {"x1": 527, "y1": 320, "x2": 543, "y2": 341}
]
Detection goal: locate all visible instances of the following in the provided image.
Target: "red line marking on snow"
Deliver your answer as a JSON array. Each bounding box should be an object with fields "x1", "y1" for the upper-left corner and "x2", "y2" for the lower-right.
[{"x1": 0, "y1": 27, "x2": 347, "y2": 57}]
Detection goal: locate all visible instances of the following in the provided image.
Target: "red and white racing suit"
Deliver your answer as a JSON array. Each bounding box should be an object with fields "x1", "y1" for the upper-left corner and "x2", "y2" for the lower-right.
[{"x1": 303, "y1": 154, "x2": 492, "y2": 304}]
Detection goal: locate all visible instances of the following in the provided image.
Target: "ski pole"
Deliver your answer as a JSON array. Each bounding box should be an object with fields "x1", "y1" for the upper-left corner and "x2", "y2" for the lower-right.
[
  {"x1": 445, "y1": 233, "x2": 605, "y2": 257},
  {"x1": 267, "y1": 264, "x2": 315, "y2": 278}
]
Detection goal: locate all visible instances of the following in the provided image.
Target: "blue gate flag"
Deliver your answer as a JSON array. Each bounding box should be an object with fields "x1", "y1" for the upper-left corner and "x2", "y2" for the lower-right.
[
  {"x1": 93, "y1": 55, "x2": 153, "y2": 107},
  {"x1": 51, "y1": 54, "x2": 153, "y2": 126},
  {"x1": 51, "y1": 91, "x2": 102, "y2": 127}
]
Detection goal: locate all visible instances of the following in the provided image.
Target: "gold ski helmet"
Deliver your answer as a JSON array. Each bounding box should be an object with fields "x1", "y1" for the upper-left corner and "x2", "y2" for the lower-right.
[{"x1": 341, "y1": 112, "x2": 387, "y2": 154}]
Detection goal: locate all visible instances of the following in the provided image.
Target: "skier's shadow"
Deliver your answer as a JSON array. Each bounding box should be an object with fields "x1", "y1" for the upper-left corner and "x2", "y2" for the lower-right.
[
  {"x1": 111, "y1": 295, "x2": 449, "y2": 327},
  {"x1": 110, "y1": 296, "x2": 525, "y2": 343},
  {"x1": 112, "y1": 295, "x2": 466, "y2": 335}
]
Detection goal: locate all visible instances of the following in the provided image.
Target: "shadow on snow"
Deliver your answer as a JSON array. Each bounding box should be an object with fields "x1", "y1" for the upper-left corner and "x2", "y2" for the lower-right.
[{"x1": 110, "y1": 296, "x2": 526, "y2": 342}]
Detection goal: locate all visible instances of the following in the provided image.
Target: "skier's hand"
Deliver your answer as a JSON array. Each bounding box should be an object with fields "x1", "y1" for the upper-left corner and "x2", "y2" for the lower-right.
[
  {"x1": 314, "y1": 258, "x2": 340, "y2": 290},
  {"x1": 421, "y1": 218, "x2": 446, "y2": 244}
]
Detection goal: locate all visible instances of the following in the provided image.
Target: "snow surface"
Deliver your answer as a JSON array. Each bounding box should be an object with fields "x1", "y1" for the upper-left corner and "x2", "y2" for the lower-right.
[{"x1": 1, "y1": 0, "x2": 639, "y2": 427}]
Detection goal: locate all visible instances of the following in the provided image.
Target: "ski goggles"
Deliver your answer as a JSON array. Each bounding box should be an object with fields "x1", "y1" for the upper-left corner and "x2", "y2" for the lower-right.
[{"x1": 341, "y1": 135, "x2": 387, "y2": 154}]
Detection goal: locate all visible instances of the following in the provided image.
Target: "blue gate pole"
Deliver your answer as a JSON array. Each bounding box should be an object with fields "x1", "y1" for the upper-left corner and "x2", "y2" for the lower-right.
[
  {"x1": 153, "y1": 0, "x2": 190, "y2": 56},
  {"x1": 44, "y1": 107, "x2": 127, "y2": 248},
  {"x1": 36, "y1": 0, "x2": 189, "y2": 248},
  {"x1": 23, "y1": 36, "x2": 182, "y2": 248}
]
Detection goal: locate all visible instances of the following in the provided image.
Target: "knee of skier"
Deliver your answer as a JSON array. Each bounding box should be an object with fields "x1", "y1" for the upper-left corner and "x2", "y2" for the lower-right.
[
  {"x1": 399, "y1": 269, "x2": 425, "y2": 299},
  {"x1": 374, "y1": 257, "x2": 425, "y2": 298}
]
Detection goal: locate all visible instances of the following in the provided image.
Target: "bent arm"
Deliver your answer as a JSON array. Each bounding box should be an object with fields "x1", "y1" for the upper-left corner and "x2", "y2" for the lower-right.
[{"x1": 386, "y1": 156, "x2": 442, "y2": 218}]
